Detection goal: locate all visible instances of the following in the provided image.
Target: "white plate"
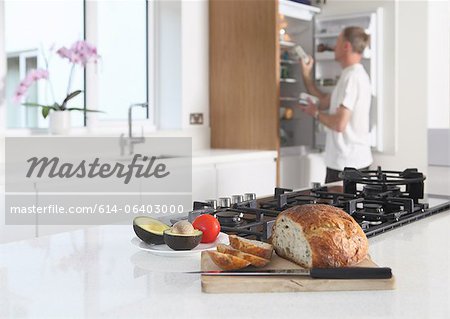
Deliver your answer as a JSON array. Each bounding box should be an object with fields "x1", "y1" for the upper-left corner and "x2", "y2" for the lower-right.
[{"x1": 131, "y1": 232, "x2": 229, "y2": 257}]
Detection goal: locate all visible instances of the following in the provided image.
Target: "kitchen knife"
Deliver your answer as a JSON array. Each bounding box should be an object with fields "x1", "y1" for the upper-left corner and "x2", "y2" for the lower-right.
[{"x1": 189, "y1": 267, "x2": 392, "y2": 279}]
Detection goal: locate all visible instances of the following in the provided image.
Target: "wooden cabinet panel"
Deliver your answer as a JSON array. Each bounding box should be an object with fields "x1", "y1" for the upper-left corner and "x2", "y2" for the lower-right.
[{"x1": 210, "y1": 0, "x2": 279, "y2": 150}]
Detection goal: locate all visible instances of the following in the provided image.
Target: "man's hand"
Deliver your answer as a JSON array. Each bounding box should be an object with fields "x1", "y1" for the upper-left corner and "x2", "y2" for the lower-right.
[
  {"x1": 299, "y1": 55, "x2": 330, "y2": 111},
  {"x1": 298, "y1": 98, "x2": 318, "y2": 118},
  {"x1": 300, "y1": 55, "x2": 314, "y2": 79}
]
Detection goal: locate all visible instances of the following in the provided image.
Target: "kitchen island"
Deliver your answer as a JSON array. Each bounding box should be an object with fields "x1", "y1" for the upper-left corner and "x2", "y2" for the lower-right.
[{"x1": 0, "y1": 209, "x2": 449, "y2": 318}]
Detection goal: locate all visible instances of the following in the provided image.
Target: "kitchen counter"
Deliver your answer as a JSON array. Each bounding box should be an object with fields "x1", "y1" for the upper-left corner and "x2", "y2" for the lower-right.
[
  {"x1": 192, "y1": 149, "x2": 277, "y2": 165},
  {"x1": 1, "y1": 209, "x2": 449, "y2": 319}
]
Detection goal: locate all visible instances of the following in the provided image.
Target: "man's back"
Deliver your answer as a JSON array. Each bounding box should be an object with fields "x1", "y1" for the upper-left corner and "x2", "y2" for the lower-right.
[{"x1": 325, "y1": 63, "x2": 372, "y2": 171}]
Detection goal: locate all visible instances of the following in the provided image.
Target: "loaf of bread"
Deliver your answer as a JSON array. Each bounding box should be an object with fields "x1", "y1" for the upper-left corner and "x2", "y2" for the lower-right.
[
  {"x1": 217, "y1": 244, "x2": 270, "y2": 267},
  {"x1": 271, "y1": 204, "x2": 368, "y2": 268},
  {"x1": 228, "y1": 235, "x2": 273, "y2": 260}
]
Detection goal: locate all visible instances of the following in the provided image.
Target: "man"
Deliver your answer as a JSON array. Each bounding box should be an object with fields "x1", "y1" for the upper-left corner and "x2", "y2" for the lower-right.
[{"x1": 299, "y1": 26, "x2": 372, "y2": 183}]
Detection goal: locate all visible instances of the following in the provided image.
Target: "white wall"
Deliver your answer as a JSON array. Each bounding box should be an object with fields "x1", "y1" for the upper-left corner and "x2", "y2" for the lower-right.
[
  {"x1": 426, "y1": 0, "x2": 449, "y2": 167},
  {"x1": 427, "y1": 0, "x2": 450, "y2": 129},
  {"x1": 151, "y1": 0, "x2": 210, "y2": 146},
  {"x1": 0, "y1": 0, "x2": 5, "y2": 151},
  {"x1": 373, "y1": 1, "x2": 428, "y2": 174},
  {"x1": 181, "y1": 0, "x2": 209, "y2": 129},
  {"x1": 156, "y1": 0, "x2": 182, "y2": 130},
  {"x1": 155, "y1": 0, "x2": 210, "y2": 131}
]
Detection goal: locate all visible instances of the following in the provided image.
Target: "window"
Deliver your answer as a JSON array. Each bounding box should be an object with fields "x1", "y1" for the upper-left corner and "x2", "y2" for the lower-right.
[
  {"x1": 4, "y1": 0, "x2": 150, "y2": 130},
  {"x1": 93, "y1": 0, "x2": 148, "y2": 122},
  {"x1": 6, "y1": 51, "x2": 38, "y2": 128},
  {"x1": 4, "y1": 0, "x2": 85, "y2": 129}
]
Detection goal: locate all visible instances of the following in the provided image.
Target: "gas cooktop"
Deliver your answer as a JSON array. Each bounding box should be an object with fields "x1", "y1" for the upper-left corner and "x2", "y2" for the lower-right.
[{"x1": 179, "y1": 167, "x2": 450, "y2": 241}]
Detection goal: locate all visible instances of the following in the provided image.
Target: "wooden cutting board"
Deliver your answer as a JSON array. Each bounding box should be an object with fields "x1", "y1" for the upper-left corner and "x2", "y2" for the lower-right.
[{"x1": 201, "y1": 251, "x2": 395, "y2": 293}]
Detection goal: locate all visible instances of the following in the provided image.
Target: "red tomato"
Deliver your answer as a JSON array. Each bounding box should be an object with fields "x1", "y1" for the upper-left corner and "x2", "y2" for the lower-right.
[{"x1": 192, "y1": 214, "x2": 221, "y2": 243}]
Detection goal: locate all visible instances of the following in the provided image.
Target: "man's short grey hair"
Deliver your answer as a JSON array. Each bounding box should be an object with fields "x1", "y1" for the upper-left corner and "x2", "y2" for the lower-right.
[{"x1": 343, "y1": 26, "x2": 370, "y2": 54}]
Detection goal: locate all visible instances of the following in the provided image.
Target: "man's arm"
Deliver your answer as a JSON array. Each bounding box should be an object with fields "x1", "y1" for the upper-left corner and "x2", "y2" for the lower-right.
[
  {"x1": 317, "y1": 105, "x2": 351, "y2": 132},
  {"x1": 301, "y1": 57, "x2": 330, "y2": 110},
  {"x1": 300, "y1": 102, "x2": 351, "y2": 133},
  {"x1": 303, "y1": 77, "x2": 331, "y2": 111}
]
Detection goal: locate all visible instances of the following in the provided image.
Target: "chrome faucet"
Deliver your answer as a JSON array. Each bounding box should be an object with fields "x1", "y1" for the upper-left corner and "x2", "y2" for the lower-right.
[{"x1": 120, "y1": 102, "x2": 149, "y2": 156}]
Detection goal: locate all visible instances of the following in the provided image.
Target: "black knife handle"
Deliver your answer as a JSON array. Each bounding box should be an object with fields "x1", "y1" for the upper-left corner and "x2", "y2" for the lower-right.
[{"x1": 310, "y1": 267, "x2": 392, "y2": 279}]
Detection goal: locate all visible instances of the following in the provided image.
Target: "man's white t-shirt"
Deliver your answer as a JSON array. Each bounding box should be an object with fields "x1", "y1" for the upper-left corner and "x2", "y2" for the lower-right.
[{"x1": 324, "y1": 63, "x2": 373, "y2": 171}]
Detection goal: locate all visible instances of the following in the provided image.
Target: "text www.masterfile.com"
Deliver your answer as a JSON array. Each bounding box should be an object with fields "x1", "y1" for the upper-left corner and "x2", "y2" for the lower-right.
[{"x1": 9, "y1": 204, "x2": 185, "y2": 215}]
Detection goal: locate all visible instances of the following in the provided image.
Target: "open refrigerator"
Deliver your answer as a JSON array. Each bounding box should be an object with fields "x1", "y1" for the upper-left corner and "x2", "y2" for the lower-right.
[
  {"x1": 278, "y1": 4, "x2": 383, "y2": 151},
  {"x1": 278, "y1": 1, "x2": 383, "y2": 189}
]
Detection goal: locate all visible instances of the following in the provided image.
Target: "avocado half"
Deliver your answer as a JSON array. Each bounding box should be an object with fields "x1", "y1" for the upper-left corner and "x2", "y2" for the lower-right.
[
  {"x1": 163, "y1": 229, "x2": 203, "y2": 251},
  {"x1": 133, "y1": 216, "x2": 170, "y2": 245}
]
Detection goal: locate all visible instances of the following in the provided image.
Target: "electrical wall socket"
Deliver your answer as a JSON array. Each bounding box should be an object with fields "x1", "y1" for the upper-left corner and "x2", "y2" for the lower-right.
[{"x1": 189, "y1": 113, "x2": 204, "y2": 125}]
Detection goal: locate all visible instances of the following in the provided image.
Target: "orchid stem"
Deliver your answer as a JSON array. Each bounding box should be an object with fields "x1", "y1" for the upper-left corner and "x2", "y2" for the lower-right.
[
  {"x1": 66, "y1": 63, "x2": 76, "y2": 98},
  {"x1": 40, "y1": 43, "x2": 57, "y2": 106},
  {"x1": 48, "y1": 79, "x2": 57, "y2": 106}
]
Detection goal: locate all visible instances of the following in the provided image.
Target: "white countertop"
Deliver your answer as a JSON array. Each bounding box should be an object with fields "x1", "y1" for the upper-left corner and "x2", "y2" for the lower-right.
[
  {"x1": 1, "y1": 209, "x2": 450, "y2": 319},
  {"x1": 192, "y1": 149, "x2": 277, "y2": 165}
]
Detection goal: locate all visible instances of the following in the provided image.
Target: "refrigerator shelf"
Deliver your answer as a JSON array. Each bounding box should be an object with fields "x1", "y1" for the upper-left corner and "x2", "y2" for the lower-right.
[
  {"x1": 315, "y1": 51, "x2": 371, "y2": 60},
  {"x1": 315, "y1": 30, "x2": 370, "y2": 38},
  {"x1": 280, "y1": 78, "x2": 297, "y2": 83},
  {"x1": 280, "y1": 97, "x2": 299, "y2": 102},
  {"x1": 280, "y1": 59, "x2": 297, "y2": 64},
  {"x1": 314, "y1": 32, "x2": 340, "y2": 38},
  {"x1": 280, "y1": 40, "x2": 296, "y2": 48},
  {"x1": 314, "y1": 51, "x2": 335, "y2": 60}
]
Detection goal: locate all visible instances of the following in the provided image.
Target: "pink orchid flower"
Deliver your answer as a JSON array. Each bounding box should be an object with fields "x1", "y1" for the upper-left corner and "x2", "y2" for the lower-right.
[
  {"x1": 14, "y1": 41, "x2": 102, "y2": 117},
  {"x1": 57, "y1": 40, "x2": 100, "y2": 66},
  {"x1": 13, "y1": 68, "x2": 49, "y2": 103}
]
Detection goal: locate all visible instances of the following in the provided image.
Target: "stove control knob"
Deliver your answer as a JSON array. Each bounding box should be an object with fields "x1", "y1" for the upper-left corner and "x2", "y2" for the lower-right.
[
  {"x1": 218, "y1": 197, "x2": 231, "y2": 208},
  {"x1": 205, "y1": 199, "x2": 218, "y2": 209},
  {"x1": 311, "y1": 182, "x2": 321, "y2": 189},
  {"x1": 231, "y1": 195, "x2": 244, "y2": 205},
  {"x1": 244, "y1": 193, "x2": 257, "y2": 201}
]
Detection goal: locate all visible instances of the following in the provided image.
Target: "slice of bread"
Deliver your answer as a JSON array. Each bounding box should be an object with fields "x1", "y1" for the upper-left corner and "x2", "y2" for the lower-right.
[
  {"x1": 207, "y1": 251, "x2": 250, "y2": 270},
  {"x1": 228, "y1": 235, "x2": 273, "y2": 260},
  {"x1": 216, "y1": 244, "x2": 270, "y2": 268}
]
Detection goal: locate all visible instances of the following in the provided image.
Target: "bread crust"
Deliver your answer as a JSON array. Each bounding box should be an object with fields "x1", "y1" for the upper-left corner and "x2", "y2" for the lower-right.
[
  {"x1": 208, "y1": 251, "x2": 251, "y2": 270},
  {"x1": 228, "y1": 235, "x2": 273, "y2": 260},
  {"x1": 217, "y1": 244, "x2": 270, "y2": 267},
  {"x1": 272, "y1": 204, "x2": 368, "y2": 268}
]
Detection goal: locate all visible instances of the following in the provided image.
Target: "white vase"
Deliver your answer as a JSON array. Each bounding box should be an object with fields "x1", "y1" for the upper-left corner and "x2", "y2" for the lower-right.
[{"x1": 49, "y1": 111, "x2": 71, "y2": 135}]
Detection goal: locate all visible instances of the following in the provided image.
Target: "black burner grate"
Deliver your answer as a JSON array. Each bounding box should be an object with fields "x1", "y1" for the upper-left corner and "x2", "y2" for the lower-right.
[{"x1": 188, "y1": 167, "x2": 449, "y2": 241}]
